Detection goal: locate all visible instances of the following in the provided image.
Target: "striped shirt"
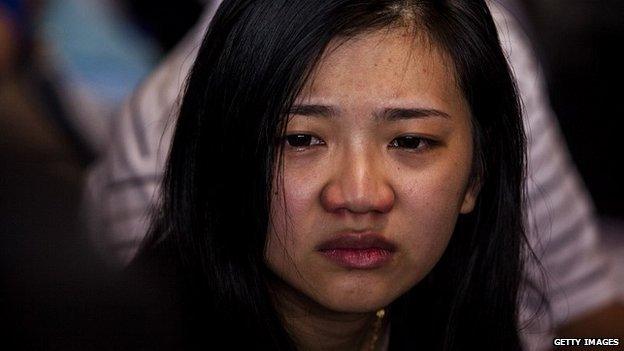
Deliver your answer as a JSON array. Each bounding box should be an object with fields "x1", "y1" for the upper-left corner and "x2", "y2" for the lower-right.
[{"x1": 82, "y1": 1, "x2": 618, "y2": 350}]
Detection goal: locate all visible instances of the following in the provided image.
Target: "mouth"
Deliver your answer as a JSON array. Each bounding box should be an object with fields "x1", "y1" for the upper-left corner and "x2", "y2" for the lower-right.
[{"x1": 316, "y1": 232, "x2": 397, "y2": 269}]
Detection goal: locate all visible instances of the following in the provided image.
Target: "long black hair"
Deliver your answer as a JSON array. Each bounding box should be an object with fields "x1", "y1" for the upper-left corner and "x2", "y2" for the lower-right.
[{"x1": 134, "y1": 1, "x2": 531, "y2": 349}]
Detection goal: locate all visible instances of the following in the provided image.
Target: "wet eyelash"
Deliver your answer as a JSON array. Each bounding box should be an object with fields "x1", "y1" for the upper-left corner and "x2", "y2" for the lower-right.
[
  {"x1": 388, "y1": 135, "x2": 435, "y2": 151},
  {"x1": 283, "y1": 134, "x2": 325, "y2": 149}
]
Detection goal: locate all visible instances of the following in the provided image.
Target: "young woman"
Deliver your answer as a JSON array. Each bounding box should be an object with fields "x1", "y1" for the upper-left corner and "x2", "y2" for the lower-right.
[{"x1": 130, "y1": 0, "x2": 531, "y2": 349}]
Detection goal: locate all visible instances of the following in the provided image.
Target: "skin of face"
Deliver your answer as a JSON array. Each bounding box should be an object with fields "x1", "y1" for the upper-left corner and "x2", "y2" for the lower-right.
[{"x1": 265, "y1": 27, "x2": 478, "y2": 315}]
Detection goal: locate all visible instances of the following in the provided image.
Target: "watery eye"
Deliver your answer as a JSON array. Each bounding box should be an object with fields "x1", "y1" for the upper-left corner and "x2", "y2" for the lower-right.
[
  {"x1": 284, "y1": 134, "x2": 324, "y2": 148},
  {"x1": 389, "y1": 135, "x2": 429, "y2": 150}
]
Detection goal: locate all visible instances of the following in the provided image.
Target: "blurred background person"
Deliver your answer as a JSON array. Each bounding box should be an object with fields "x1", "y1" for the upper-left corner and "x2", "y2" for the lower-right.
[
  {"x1": 35, "y1": 0, "x2": 161, "y2": 159},
  {"x1": 0, "y1": 0, "x2": 21, "y2": 75},
  {"x1": 520, "y1": 0, "x2": 624, "y2": 343},
  {"x1": 1, "y1": 0, "x2": 206, "y2": 348},
  {"x1": 523, "y1": 0, "x2": 624, "y2": 220}
]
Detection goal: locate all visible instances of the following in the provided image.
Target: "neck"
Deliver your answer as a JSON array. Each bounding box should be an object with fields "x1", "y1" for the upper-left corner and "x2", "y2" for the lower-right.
[{"x1": 269, "y1": 278, "x2": 386, "y2": 351}]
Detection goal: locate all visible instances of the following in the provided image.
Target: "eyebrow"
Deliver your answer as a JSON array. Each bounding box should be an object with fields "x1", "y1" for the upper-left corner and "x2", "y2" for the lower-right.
[
  {"x1": 288, "y1": 104, "x2": 335, "y2": 118},
  {"x1": 288, "y1": 104, "x2": 451, "y2": 121},
  {"x1": 376, "y1": 107, "x2": 451, "y2": 121}
]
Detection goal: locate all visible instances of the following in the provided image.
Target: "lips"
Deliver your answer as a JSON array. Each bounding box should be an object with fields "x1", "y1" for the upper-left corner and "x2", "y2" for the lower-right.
[{"x1": 316, "y1": 232, "x2": 396, "y2": 269}]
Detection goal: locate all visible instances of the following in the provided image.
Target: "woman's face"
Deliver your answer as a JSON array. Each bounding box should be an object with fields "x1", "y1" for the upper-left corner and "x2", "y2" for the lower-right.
[{"x1": 266, "y1": 28, "x2": 477, "y2": 313}]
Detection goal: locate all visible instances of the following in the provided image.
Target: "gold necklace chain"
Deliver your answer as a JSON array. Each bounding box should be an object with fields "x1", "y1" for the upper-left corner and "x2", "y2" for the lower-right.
[{"x1": 365, "y1": 308, "x2": 386, "y2": 351}]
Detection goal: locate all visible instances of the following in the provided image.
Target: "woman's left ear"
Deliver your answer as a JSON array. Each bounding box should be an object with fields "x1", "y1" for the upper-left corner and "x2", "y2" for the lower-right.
[{"x1": 460, "y1": 180, "x2": 481, "y2": 214}]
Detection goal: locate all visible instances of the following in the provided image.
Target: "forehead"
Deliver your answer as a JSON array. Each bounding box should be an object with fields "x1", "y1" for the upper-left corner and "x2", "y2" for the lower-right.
[{"x1": 298, "y1": 27, "x2": 462, "y2": 108}]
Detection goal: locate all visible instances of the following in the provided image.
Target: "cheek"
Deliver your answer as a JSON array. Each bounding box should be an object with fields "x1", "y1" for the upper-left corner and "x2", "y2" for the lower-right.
[
  {"x1": 265, "y1": 166, "x2": 322, "y2": 274},
  {"x1": 273, "y1": 170, "x2": 316, "y2": 223},
  {"x1": 399, "y1": 179, "x2": 460, "y2": 255},
  {"x1": 392, "y1": 151, "x2": 474, "y2": 276},
  {"x1": 269, "y1": 163, "x2": 321, "y2": 237}
]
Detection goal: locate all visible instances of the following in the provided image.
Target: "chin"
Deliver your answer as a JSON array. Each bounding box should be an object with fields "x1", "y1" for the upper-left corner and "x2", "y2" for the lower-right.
[
  {"x1": 326, "y1": 302, "x2": 387, "y2": 314},
  {"x1": 318, "y1": 294, "x2": 393, "y2": 314},
  {"x1": 313, "y1": 279, "x2": 401, "y2": 314}
]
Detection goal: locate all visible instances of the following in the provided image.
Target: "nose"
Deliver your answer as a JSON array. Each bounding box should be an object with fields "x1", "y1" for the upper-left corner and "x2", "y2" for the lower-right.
[{"x1": 320, "y1": 147, "x2": 395, "y2": 214}]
